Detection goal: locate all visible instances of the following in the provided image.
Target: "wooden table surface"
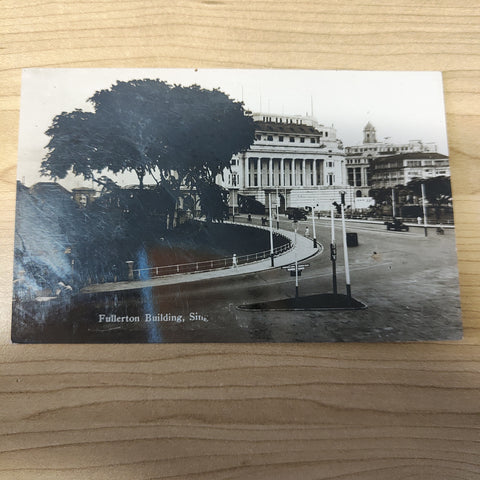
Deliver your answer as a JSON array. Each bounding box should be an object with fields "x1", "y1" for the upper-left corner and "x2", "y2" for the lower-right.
[{"x1": 1, "y1": 1, "x2": 479, "y2": 478}]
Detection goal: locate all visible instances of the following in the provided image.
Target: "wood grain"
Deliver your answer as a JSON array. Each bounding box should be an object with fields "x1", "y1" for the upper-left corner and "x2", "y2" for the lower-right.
[{"x1": 1, "y1": 1, "x2": 480, "y2": 478}]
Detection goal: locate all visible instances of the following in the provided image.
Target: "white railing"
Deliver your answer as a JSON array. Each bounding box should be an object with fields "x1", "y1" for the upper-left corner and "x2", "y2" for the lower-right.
[{"x1": 133, "y1": 240, "x2": 292, "y2": 279}]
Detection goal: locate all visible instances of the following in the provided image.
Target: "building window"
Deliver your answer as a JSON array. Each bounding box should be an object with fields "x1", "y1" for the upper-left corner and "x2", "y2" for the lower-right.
[
  {"x1": 279, "y1": 136, "x2": 284, "y2": 142},
  {"x1": 267, "y1": 135, "x2": 273, "y2": 141},
  {"x1": 325, "y1": 132, "x2": 328, "y2": 137},
  {"x1": 310, "y1": 138, "x2": 315, "y2": 144},
  {"x1": 300, "y1": 137, "x2": 305, "y2": 143},
  {"x1": 328, "y1": 174, "x2": 333, "y2": 186},
  {"x1": 348, "y1": 169, "x2": 354, "y2": 186},
  {"x1": 290, "y1": 137, "x2": 295, "y2": 142},
  {"x1": 355, "y1": 168, "x2": 362, "y2": 186}
]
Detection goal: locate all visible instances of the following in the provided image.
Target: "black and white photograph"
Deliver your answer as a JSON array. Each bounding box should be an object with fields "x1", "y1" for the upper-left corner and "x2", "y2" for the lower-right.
[{"x1": 12, "y1": 68, "x2": 462, "y2": 343}]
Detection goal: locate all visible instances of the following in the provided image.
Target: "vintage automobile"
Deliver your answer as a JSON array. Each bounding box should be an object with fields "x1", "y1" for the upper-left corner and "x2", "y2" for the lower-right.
[
  {"x1": 385, "y1": 218, "x2": 410, "y2": 232},
  {"x1": 286, "y1": 207, "x2": 308, "y2": 221}
]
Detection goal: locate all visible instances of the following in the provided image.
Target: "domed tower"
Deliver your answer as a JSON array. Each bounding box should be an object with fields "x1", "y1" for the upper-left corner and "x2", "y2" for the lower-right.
[{"x1": 363, "y1": 122, "x2": 377, "y2": 144}]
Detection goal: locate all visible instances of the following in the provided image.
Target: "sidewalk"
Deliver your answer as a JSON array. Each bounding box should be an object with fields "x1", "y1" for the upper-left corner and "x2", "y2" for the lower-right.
[{"x1": 81, "y1": 223, "x2": 320, "y2": 294}]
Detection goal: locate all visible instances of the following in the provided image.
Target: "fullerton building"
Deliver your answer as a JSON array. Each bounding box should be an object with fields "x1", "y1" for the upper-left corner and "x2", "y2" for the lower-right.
[{"x1": 222, "y1": 113, "x2": 350, "y2": 212}]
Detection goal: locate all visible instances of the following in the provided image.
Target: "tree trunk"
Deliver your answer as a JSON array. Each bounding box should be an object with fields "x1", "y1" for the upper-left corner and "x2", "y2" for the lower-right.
[{"x1": 168, "y1": 204, "x2": 175, "y2": 230}]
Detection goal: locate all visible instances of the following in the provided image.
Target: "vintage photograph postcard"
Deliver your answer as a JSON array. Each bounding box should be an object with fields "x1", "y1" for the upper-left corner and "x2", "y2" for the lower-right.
[{"x1": 12, "y1": 69, "x2": 462, "y2": 343}]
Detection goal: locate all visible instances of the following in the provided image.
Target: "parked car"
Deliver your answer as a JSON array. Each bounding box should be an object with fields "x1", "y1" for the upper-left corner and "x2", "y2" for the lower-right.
[
  {"x1": 286, "y1": 208, "x2": 308, "y2": 221},
  {"x1": 385, "y1": 218, "x2": 409, "y2": 232}
]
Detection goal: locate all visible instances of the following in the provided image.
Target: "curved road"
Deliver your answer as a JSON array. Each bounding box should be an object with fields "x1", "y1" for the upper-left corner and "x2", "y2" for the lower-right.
[{"x1": 17, "y1": 215, "x2": 462, "y2": 343}]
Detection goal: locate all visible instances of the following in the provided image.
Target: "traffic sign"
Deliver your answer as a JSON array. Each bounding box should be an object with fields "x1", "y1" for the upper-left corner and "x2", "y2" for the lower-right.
[{"x1": 282, "y1": 263, "x2": 309, "y2": 270}]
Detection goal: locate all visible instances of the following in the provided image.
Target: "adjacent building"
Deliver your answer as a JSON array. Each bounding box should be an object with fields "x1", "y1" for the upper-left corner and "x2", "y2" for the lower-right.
[
  {"x1": 344, "y1": 122, "x2": 441, "y2": 196},
  {"x1": 370, "y1": 152, "x2": 450, "y2": 189}
]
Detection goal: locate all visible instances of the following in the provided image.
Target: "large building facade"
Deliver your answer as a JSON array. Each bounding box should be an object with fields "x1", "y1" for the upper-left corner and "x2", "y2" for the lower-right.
[{"x1": 221, "y1": 113, "x2": 350, "y2": 212}]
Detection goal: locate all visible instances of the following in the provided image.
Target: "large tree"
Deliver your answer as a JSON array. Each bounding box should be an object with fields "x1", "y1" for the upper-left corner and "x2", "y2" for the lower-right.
[
  {"x1": 407, "y1": 176, "x2": 452, "y2": 220},
  {"x1": 41, "y1": 79, "x2": 255, "y2": 216}
]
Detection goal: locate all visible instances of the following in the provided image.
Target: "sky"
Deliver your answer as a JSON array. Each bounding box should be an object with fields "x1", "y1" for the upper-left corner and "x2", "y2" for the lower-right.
[{"x1": 17, "y1": 68, "x2": 449, "y2": 189}]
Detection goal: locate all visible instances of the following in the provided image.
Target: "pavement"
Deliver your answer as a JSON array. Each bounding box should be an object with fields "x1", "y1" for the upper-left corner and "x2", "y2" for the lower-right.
[{"x1": 81, "y1": 221, "x2": 320, "y2": 294}]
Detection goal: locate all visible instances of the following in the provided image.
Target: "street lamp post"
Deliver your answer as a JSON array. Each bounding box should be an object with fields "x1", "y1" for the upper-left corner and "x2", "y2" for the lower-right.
[
  {"x1": 269, "y1": 193, "x2": 274, "y2": 267},
  {"x1": 392, "y1": 187, "x2": 396, "y2": 218},
  {"x1": 294, "y1": 224, "x2": 299, "y2": 298},
  {"x1": 330, "y1": 206, "x2": 338, "y2": 295},
  {"x1": 341, "y1": 204, "x2": 352, "y2": 302},
  {"x1": 421, "y1": 182, "x2": 428, "y2": 237},
  {"x1": 311, "y1": 205, "x2": 317, "y2": 248},
  {"x1": 276, "y1": 186, "x2": 280, "y2": 229}
]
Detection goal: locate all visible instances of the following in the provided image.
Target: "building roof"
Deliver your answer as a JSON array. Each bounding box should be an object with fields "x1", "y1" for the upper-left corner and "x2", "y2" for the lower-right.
[
  {"x1": 30, "y1": 182, "x2": 71, "y2": 196},
  {"x1": 373, "y1": 152, "x2": 448, "y2": 163},
  {"x1": 71, "y1": 187, "x2": 96, "y2": 193},
  {"x1": 254, "y1": 121, "x2": 322, "y2": 135}
]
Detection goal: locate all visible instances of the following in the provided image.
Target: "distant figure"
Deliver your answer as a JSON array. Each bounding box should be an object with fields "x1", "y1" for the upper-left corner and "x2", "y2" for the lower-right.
[
  {"x1": 417, "y1": 216, "x2": 422, "y2": 225},
  {"x1": 232, "y1": 254, "x2": 238, "y2": 268},
  {"x1": 248, "y1": 214, "x2": 252, "y2": 222},
  {"x1": 305, "y1": 226, "x2": 310, "y2": 237}
]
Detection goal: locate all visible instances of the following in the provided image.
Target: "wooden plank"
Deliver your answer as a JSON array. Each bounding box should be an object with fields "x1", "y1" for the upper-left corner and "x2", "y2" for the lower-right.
[{"x1": 1, "y1": 1, "x2": 479, "y2": 478}]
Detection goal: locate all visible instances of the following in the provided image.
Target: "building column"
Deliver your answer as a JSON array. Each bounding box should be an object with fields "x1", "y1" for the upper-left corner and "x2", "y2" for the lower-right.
[
  {"x1": 313, "y1": 159, "x2": 317, "y2": 186},
  {"x1": 292, "y1": 159, "x2": 296, "y2": 186},
  {"x1": 257, "y1": 157, "x2": 261, "y2": 187},
  {"x1": 280, "y1": 158, "x2": 285, "y2": 187},
  {"x1": 244, "y1": 156, "x2": 249, "y2": 188},
  {"x1": 269, "y1": 157, "x2": 273, "y2": 186},
  {"x1": 302, "y1": 159, "x2": 306, "y2": 186}
]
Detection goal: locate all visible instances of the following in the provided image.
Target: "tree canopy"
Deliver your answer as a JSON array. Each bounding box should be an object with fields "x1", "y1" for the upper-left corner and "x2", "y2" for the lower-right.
[
  {"x1": 406, "y1": 176, "x2": 452, "y2": 207},
  {"x1": 41, "y1": 79, "x2": 255, "y2": 207}
]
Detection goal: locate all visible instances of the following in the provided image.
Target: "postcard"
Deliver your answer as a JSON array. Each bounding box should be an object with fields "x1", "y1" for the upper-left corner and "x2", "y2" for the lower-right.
[{"x1": 12, "y1": 69, "x2": 462, "y2": 343}]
